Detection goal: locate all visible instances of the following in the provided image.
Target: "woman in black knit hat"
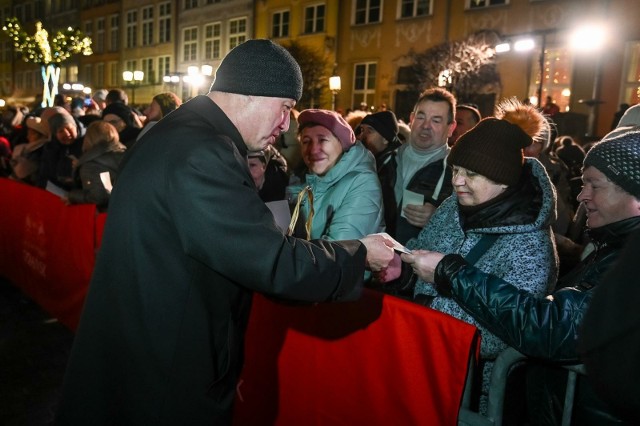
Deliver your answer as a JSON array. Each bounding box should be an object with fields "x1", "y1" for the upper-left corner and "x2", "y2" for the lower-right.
[{"x1": 386, "y1": 98, "x2": 558, "y2": 416}]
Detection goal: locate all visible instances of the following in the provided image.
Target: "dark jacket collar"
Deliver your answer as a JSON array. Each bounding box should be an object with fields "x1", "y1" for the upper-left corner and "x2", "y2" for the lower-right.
[
  {"x1": 459, "y1": 163, "x2": 541, "y2": 230},
  {"x1": 587, "y1": 216, "x2": 640, "y2": 249},
  {"x1": 186, "y1": 95, "x2": 247, "y2": 157}
]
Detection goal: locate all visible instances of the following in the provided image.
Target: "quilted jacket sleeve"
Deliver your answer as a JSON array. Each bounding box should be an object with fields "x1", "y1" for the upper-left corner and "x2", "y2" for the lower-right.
[{"x1": 434, "y1": 254, "x2": 592, "y2": 362}]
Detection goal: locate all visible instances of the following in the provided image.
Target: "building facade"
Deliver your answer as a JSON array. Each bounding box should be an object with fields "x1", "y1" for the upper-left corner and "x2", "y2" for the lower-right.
[{"x1": 1, "y1": 0, "x2": 639, "y2": 139}]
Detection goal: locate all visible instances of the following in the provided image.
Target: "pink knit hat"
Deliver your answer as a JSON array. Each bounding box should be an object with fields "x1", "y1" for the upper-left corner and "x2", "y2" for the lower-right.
[{"x1": 297, "y1": 109, "x2": 356, "y2": 151}]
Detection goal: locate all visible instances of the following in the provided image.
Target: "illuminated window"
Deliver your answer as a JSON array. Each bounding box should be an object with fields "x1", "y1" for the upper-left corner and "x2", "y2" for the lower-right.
[
  {"x1": 353, "y1": 62, "x2": 377, "y2": 109},
  {"x1": 622, "y1": 41, "x2": 640, "y2": 105}
]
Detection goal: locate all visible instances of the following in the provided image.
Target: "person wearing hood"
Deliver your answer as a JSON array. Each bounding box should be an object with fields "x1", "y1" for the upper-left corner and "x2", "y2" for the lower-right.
[
  {"x1": 37, "y1": 111, "x2": 85, "y2": 190},
  {"x1": 287, "y1": 108, "x2": 384, "y2": 241},
  {"x1": 10, "y1": 116, "x2": 49, "y2": 185},
  {"x1": 388, "y1": 99, "x2": 558, "y2": 415},
  {"x1": 102, "y1": 102, "x2": 142, "y2": 148},
  {"x1": 66, "y1": 120, "x2": 126, "y2": 211}
]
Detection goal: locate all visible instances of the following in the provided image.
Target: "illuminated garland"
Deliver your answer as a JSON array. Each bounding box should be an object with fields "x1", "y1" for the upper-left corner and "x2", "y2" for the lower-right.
[{"x1": 2, "y1": 17, "x2": 92, "y2": 65}]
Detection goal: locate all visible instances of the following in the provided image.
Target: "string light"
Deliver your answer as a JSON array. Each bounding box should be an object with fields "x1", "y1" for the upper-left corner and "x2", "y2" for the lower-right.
[{"x1": 2, "y1": 17, "x2": 92, "y2": 65}]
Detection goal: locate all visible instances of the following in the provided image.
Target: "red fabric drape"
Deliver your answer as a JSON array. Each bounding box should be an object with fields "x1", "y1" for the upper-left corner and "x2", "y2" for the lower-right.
[
  {"x1": 0, "y1": 178, "x2": 96, "y2": 329},
  {"x1": 234, "y1": 291, "x2": 480, "y2": 426},
  {"x1": 2, "y1": 178, "x2": 480, "y2": 423}
]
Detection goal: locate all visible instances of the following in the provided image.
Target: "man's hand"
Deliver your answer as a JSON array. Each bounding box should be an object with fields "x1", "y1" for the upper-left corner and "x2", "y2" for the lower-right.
[
  {"x1": 359, "y1": 234, "x2": 395, "y2": 272},
  {"x1": 403, "y1": 203, "x2": 436, "y2": 228},
  {"x1": 401, "y1": 250, "x2": 445, "y2": 282}
]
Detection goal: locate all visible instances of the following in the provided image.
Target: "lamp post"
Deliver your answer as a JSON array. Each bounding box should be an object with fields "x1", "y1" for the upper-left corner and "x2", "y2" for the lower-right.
[
  {"x1": 571, "y1": 23, "x2": 607, "y2": 138},
  {"x1": 123, "y1": 70, "x2": 144, "y2": 105},
  {"x1": 167, "y1": 66, "x2": 213, "y2": 100},
  {"x1": 163, "y1": 72, "x2": 184, "y2": 101},
  {"x1": 329, "y1": 76, "x2": 341, "y2": 111}
]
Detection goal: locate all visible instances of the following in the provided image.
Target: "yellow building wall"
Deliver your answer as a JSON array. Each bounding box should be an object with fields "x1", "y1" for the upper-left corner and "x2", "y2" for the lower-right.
[
  {"x1": 330, "y1": 0, "x2": 640, "y2": 138},
  {"x1": 255, "y1": 0, "x2": 340, "y2": 109}
]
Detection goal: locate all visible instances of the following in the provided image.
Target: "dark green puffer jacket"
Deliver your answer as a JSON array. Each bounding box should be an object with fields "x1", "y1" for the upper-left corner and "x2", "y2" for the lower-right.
[
  {"x1": 433, "y1": 215, "x2": 640, "y2": 362},
  {"x1": 433, "y1": 216, "x2": 640, "y2": 425}
]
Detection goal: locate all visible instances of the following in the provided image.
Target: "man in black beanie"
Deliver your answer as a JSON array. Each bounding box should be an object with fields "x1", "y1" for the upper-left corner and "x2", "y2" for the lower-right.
[
  {"x1": 56, "y1": 39, "x2": 394, "y2": 425},
  {"x1": 359, "y1": 110, "x2": 402, "y2": 235}
]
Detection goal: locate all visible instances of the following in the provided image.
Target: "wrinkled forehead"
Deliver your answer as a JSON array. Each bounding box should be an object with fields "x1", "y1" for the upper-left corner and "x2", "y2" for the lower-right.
[{"x1": 414, "y1": 99, "x2": 451, "y2": 117}]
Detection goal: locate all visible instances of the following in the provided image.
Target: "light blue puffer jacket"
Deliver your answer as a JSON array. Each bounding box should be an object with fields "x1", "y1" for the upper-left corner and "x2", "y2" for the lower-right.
[{"x1": 288, "y1": 141, "x2": 384, "y2": 241}]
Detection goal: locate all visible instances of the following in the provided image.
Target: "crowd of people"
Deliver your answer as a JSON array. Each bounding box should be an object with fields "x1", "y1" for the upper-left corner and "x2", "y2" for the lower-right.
[
  {"x1": 1, "y1": 38, "x2": 638, "y2": 425},
  {"x1": 0, "y1": 88, "x2": 181, "y2": 211}
]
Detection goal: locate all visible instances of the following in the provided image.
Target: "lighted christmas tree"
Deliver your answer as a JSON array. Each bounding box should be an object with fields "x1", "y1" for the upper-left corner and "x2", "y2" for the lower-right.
[{"x1": 2, "y1": 17, "x2": 92, "y2": 107}]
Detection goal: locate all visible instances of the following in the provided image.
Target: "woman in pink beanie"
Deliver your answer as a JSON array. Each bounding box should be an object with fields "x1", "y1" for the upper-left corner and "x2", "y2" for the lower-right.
[{"x1": 286, "y1": 109, "x2": 383, "y2": 242}]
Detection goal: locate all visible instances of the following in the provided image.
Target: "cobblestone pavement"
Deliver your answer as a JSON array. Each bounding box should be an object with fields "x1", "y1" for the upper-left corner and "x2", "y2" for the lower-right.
[{"x1": 0, "y1": 277, "x2": 74, "y2": 426}]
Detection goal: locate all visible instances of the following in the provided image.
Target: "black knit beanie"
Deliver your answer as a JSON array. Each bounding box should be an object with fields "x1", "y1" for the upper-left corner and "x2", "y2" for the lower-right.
[
  {"x1": 210, "y1": 39, "x2": 303, "y2": 101},
  {"x1": 448, "y1": 117, "x2": 532, "y2": 186},
  {"x1": 360, "y1": 111, "x2": 399, "y2": 144},
  {"x1": 584, "y1": 128, "x2": 640, "y2": 198}
]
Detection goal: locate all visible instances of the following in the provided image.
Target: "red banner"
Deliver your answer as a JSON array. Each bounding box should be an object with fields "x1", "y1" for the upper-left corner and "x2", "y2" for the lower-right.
[
  {"x1": 234, "y1": 291, "x2": 480, "y2": 426},
  {"x1": 0, "y1": 178, "x2": 97, "y2": 329}
]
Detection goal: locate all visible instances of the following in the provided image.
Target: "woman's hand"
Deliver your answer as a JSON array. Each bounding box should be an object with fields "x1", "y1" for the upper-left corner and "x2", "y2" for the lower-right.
[
  {"x1": 372, "y1": 252, "x2": 402, "y2": 283},
  {"x1": 401, "y1": 250, "x2": 445, "y2": 282}
]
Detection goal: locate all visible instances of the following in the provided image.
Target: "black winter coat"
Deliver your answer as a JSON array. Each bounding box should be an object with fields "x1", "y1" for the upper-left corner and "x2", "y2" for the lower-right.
[{"x1": 56, "y1": 96, "x2": 367, "y2": 425}]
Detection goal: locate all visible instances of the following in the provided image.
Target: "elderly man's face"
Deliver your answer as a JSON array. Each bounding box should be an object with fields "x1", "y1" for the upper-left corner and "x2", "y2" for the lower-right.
[
  {"x1": 577, "y1": 166, "x2": 640, "y2": 228},
  {"x1": 238, "y1": 96, "x2": 295, "y2": 152},
  {"x1": 56, "y1": 123, "x2": 77, "y2": 145}
]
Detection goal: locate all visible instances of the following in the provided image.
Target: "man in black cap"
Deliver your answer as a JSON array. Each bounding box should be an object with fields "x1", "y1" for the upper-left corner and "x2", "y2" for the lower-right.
[
  {"x1": 56, "y1": 39, "x2": 394, "y2": 425},
  {"x1": 359, "y1": 110, "x2": 402, "y2": 235}
]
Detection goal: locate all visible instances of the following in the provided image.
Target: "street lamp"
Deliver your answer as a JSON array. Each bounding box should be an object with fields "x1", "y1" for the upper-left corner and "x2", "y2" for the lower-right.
[
  {"x1": 176, "y1": 65, "x2": 214, "y2": 99},
  {"x1": 123, "y1": 70, "x2": 144, "y2": 105},
  {"x1": 329, "y1": 76, "x2": 341, "y2": 111},
  {"x1": 571, "y1": 23, "x2": 608, "y2": 138}
]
